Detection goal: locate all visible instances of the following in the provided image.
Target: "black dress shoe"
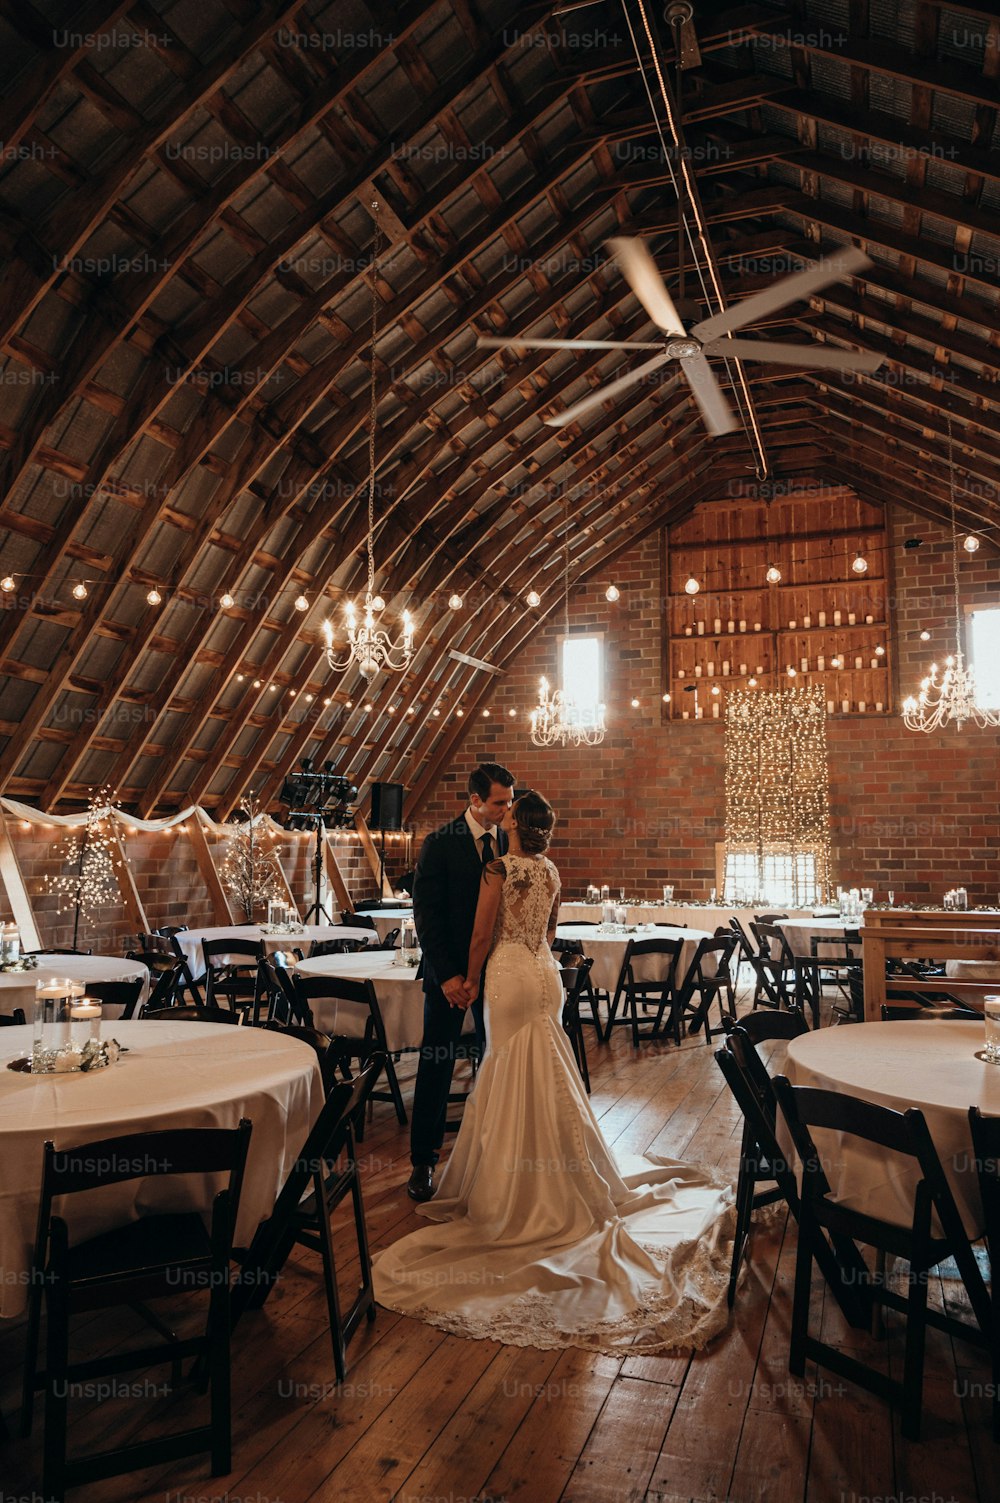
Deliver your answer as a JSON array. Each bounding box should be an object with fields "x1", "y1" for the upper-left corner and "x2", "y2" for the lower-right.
[{"x1": 406, "y1": 1165, "x2": 435, "y2": 1202}]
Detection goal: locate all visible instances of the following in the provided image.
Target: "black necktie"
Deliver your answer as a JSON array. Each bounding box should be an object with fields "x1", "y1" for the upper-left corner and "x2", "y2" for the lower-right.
[{"x1": 480, "y1": 832, "x2": 494, "y2": 866}]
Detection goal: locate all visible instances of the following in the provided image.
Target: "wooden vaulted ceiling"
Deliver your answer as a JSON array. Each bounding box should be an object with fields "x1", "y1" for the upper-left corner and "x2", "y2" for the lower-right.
[{"x1": 0, "y1": 0, "x2": 998, "y2": 817}]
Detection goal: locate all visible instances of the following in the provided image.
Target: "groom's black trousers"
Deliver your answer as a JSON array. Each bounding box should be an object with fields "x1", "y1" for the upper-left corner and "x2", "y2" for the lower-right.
[{"x1": 409, "y1": 987, "x2": 485, "y2": 1167}]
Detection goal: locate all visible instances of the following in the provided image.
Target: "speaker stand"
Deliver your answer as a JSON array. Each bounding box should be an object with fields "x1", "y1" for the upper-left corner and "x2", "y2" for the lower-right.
[
  {"x1": 376, "y1": 826, "x2": 388, "y2": 901},
  {"x1": 303, "y1": 817, "x2": 335, "y2": 925}
]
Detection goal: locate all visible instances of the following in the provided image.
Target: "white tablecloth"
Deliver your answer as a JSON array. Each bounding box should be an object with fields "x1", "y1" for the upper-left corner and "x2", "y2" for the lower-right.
[
  {"x1": 559, "y1": 902, "x2": 813, "y2": 934},
  {"x1": 295, "y1": 950, "x2": 474, "y2": 1051},
  {"x1": 0, "y1": 955, "x2": 150, "y2": 1022},
  {"x1": 554, "y1": 923, "x2": 714, "y2": 995},
  {"x1": 777, "y1": 917, "x2": 857, "y2": 959},
  {"x1": 351, "y1": 908, "x2": 413, "y2": 944},
  {"x1": 0, "y1": 1019, "x2": 324, "y2": 1318},
  {"x1": 172, "y1": 924, "x2": 374, "y2": 979},
  {"x1": 781, "y1": 1020, "x2": 1000, "y2": 1235}
]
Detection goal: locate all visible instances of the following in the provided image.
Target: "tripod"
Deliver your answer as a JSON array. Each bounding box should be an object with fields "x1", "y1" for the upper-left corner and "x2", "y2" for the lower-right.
[{"x1": 303, "y1": 815, "x2": 334, "y2": 924}]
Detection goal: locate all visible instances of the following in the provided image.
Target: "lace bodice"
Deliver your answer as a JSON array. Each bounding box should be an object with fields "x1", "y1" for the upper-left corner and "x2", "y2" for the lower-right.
[{"x1": 490, "y1": 854, "x2": 559, "y2": 954}]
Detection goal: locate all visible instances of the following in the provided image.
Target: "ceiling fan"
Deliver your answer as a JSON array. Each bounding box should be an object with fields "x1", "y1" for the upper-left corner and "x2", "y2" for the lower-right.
[{"x1": 479, "y1": 238, "x2": 886, "y2": 437}]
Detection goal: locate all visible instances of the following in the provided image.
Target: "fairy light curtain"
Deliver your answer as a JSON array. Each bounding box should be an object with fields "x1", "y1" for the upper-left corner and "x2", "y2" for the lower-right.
[{"x1": 724, "y1": 686, "x2": 832, "y2": 907}]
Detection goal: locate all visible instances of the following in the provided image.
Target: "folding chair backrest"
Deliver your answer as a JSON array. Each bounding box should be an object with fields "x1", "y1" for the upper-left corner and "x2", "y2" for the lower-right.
[
  {"x1": 969, "y1": 1107, "x2": 1000, "y2": 1268},
  {"x1": 754, "y1": 922, "x2": 793, "y2": 966},
  {"x1": 731, "y1": 1010, "x2": 809, "y2": 1048},
  {"x1": 342, "y1": 912, "x2": 377, "y2": 931},
  {"x1": 80, "y1": 978, "x2": 145, "y2": 1019},
  {"x1": 202, "y1": 939, "x2": 262, "y2": 968}
]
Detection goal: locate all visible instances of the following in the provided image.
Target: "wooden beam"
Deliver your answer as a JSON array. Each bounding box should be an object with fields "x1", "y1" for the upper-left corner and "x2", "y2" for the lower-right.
[
  {"x1": 108, "y1": 822, "x2": 148, "y2": 937},
  {"x1": 188, "y1": 811, "x2": 235, "y2": 924},
  {"x1": 0, "y1": 809, "x2": 41, "y2": 951}
]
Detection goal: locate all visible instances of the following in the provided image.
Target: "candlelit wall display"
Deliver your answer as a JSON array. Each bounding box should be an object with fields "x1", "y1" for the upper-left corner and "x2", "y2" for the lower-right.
[
  {"x1": 723, "y1": 685, "x2": 833, "y2": 907},
  {"x1": 663, "y1": 490, "x2": 892, "y2": 719}
]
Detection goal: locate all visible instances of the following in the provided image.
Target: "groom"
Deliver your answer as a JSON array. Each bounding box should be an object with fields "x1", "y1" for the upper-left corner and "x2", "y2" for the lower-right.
[{"x1": 406, "y1": 761, "x2": 515, "y2": 1201}]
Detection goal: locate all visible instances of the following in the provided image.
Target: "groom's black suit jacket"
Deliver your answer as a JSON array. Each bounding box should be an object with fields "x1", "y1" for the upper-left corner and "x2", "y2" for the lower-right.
[{"x1": 412, "y1": 815, "x2": 508, "y2": 996}]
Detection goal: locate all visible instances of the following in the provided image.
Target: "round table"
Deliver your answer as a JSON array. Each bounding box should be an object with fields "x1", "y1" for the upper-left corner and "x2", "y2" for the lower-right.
[
  {"x1": 171, "y1": 924, "x2": 375, "y2": 980},
  {"x1": 295, "y1": 950, "x2": 473, "y2": 1051},
  {"x1": 0, "y1": 954, "x2": 150, "y2": 1021},
  {"x1": 554, "y1": 923, "x2": 714, "y2": 995},
  {"x1": 353, "y1": 908, "x2": 413, "y2": 944},
  {"x1": 0, "y1": 1019, "x2": 324, "y2": 1319},
  {"x1": 772, "y1": 916, "x2": 851, "y2": 957},
  {"x1": 781, "y1": 1020, "x2": 1000, "y2": 1235}
]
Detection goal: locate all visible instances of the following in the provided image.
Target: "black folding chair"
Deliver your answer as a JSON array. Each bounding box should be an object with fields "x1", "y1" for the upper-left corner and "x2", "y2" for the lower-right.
[
  {"x1": 259, "y1": 954, "x2": 312, "y2": 1026},
  {"x1": 231, "y1": 1054, "x2": 385, "y2": 1382},
  {"x1": 673, "y1": 933, "x2": 739, "y2": 1045},
  {"x1": 76, "y1": 977, "x2": 144, "y2": 1021},
  {"x1": 605, "y1": 937, "x2": 684, "y2": 1046},
  {"x1": 341, "y1": 911, "x2": 377, "y2": 931},
  {"x1": 294, "y1": 975, "x2": 406, "y2": 1130},
  {"x1": 559, "y1": 961, "x2": 593, "y2": 1092},
  {"x1": 145, "y1": 1005, "x2": 244, "y2": 1025},
  {"x1": 202, "y1": 938, "x2": 265, "y2": 1020},
  {"x1": 21, "y1": 1120, "x2": 252, "y2": 1500},
  {"x1": 551, "y1": 939, "x2": 606, "y2": 1039},
  {"x1": 773, "y1": 1075, "x2": 990, "y2": 1439},
  {"x1": 750, "y1": 922, "x2": 803, "y2": 1018},
  {"x1": 969, "y1": 1107, "x2": 1000, "y2": 1442},
  {"x1": 0, "y1": 1008, "x2": 26, "y2": 1026},
  {"x1": 152, "y1": 930, "x2": 204, "y2": 1005}
]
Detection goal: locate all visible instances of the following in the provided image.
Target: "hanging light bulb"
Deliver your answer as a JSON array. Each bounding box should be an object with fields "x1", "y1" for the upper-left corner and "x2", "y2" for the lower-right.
[
  {"x1": 220, "y1": 591, "x2": 235, "y2": 609},
  {"x1": 748, "y1": 676, "x2": 758, "y2": 687},
  {"x1": 662, "y1": 693, "x2": 671, "y2": 703},
  {"x1": 447, "y1": 592, "x2": 464, "y2": 610},
  {"x1": 920, "y1": 630, "x2": 930, "y2": 642},
  {"x1": 294, "y1": 594, "x2": 309, "y2": 612},
  {"x1": 1, "y1": 575, "x2": 15, "y2": 592},
  {"x1": 963, "y1": 535, "x2": 980, "y2": 553},
  {"x1": 765, "y1": 564, "x2": 782, "y2": 584},
  {"x1": 605, "y1": 583, "x2": 620, "y2": 602},
  {"x1": 631, "y1": 697, "x2": 640, "y2": 708},
  {"x1": 72, "y1": 582, "x2": 88, "y2": 600},
  {"x1": 508, "y1": 707, "x2": 516, "y2": 717},
  {"x1": 323, "y1": 204, "x2": 415, "y2": 684},
  {"x1": 852, "y1": 552, "x2": 868, "y2": 575},
  {"x1": 146, "y1": 588, "x2": 162, "y2": 605},
  {"x1": 683, "y1": 576, "x2": 700, "y2": 595},
  {"x1": 525, "y1": 588, "x2": 541, "y2": 608}
]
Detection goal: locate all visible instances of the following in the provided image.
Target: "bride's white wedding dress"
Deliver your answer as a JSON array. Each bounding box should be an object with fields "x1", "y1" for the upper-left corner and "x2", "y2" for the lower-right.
[{"x1": 372, "y1": 854, "x2": 736, "y2": 1354}]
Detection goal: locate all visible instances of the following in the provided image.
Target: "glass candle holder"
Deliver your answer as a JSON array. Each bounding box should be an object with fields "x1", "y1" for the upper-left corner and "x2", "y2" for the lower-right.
[
  {"x1": 70, "y1": 999, "x2": 102, "y2": 1051},
  {"x1": 33, "y1": 979, "x2": 86, "y2": 1072},
  {"x1": 984, "y1": 996, "x2": 1000, "y2": 1064}
]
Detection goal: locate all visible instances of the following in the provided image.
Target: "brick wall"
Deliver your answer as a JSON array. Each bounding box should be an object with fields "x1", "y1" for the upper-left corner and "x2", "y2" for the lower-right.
[
  {"x1": 418, "y1": 501, "x2": 1000, "y2": 907},
  {"x1": 0, "y1": 818, "x2": 381, "y2": 953}
]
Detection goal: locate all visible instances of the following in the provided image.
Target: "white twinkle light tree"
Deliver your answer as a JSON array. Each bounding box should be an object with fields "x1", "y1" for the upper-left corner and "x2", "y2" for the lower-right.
[
  {"x1": 220, "y1": 792, "x2": 284, "y2": 921},
  {"x1": 44, "y1": 786, "x2": 127, "y2": 950}
]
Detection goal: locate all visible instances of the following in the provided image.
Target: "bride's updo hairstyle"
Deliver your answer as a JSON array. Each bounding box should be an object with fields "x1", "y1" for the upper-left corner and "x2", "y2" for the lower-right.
[{"x1": 513, "y1": 791, "x2": 556, "y2": 855}]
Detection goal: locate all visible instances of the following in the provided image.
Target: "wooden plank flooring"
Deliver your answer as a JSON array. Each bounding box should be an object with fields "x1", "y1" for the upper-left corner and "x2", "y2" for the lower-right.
[{"x1": 0, "y1": 997, "x2": 993, "y2": 1502}]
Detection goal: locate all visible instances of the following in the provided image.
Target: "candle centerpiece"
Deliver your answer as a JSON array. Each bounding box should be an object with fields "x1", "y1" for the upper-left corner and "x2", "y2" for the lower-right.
[{"x1": 30, "y1": 981, "x2": 120, "y2": 1073}]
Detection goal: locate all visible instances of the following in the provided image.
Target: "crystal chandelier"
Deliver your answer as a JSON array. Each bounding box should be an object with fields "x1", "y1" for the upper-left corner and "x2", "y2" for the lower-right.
[
  {"x1": 903, "y1": 418, "x2": 1000, "y2": 733},
  {"x1": 323, "y1": 202, "x2": 414, "y2": 684},
  {"x1": 529, "y1": 502, "x2": 606, "y2": 747}
]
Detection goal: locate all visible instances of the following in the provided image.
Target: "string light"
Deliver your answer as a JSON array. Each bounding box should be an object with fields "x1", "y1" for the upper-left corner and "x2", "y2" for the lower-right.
[
  {"x1": 220, "y1": 592, "x2": 235, "y2": 609},
  {"x1": 851, "y1": 553, "x2": 868, "y2": 575},
  {"x1": 72, "y1": 582, "x2": 88, "y2": 601},
  {"x1": 920, "y1": 631, "x2": 930, "y2": 642},
  {"x1": 631, "y1": 697, "x2": 640, "y2": 708},
  {"x1": 294, "y1": 594, "x2": 309, "y2": 611},
  {"x1": 1, "y1": 576, "x2": 15, "y2": 592},
  {"x1": 662, "y1": 693, "x2": 671, "y2": 703},
  {"x1": 765, "y1": 564, "x2": 782, "y2": 584},
  {"x1": 508, "y1": 707, "x2": 517, "y2": 717},
  {"x1": 963, "y1": 535, "x2": 980, "y2": 553},
  {"x1": 482, "y1": 709, "x2": 490, "y2": 717},
  {"x1": 605, "y1": 584, "x2": 620, "y2": 602},
  {"x1": 875, "y1": 645, "x2": 885, "y2": 657},
  {"x1": 724, "y1": 686, "x2": 832, "y2": 906},
  {"x1": 448, "y1": 593, "x2": 464, "y2": 610},
  {"x1": 683, "y1": 576, "x2": 700, "y2": 595},
  {"x1": 525, "y1": 588, "x2": 541, "y2": 607},
  {"x1": 146, "y1": 588, "x2": 162, "y2": 605}
]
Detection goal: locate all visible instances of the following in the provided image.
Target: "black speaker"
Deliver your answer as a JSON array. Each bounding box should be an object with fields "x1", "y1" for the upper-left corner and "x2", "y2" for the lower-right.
[{"x1": 370, "y1": 782, "x2": 404, "y2": 831}]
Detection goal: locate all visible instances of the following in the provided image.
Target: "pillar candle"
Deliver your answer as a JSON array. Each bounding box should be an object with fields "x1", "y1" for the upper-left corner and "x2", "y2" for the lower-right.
[
  {"x1": 713, "y1": 617, "x2": 722, "y2": 634},
  {"x1": 739, "y1": 619, "x2": 747, "y2": 632},
  {"x1": 875, "y1": 701, "x2": 884, "y2": 711},
  {"x1": 855, "y1": 655, "x2": 863, "y2": 669},
  {"x1": 722, "y1": 660, "x2": 730, "y2": 675},
  {"x1": 753, "y1": 622, "x2": 761, "y2": 631},
  {"x1": 677, "y1": 668, "x2": 685, "y2": 678},
  {"x1": 727, "y1": 618, "x2": 735, "y2": 633},
  {"x1": 800, "y1": 657, "x2": 808, "y2": 673},
  {"x1": 803, "y1": 614, "x2": 811, "y2": 628},
  {"x1": 817, "y1": 655, "x2": 825, "y2": 671},
  {"x1": 842, "y1": 698, "x2": 850, "y2": 713},
  {"x1": 697, "y1": 621, "x2": 704, "y2": 635},
  {"x1": 739, "y1": 662, "x2": 747, "y2": 674},
  {"x1": 788, "y1": 618, "x2": 797, "y2": 629},
  {"x1": 707, "y1": 661, "x2": 714, "y2": 677},
  {"x1": 685, "y1": 626, "x2": 692, "y2": 636},
  {"x1": 827, "y1": 699, "x2": 835, "y2": 713},
  {"x1": 858, "y1": 700, "x2": 867, "y2": 712},
  {"x1": 818, "y1": 610, "x2": 826, "y2": 626},
  {"x1": 865, "y1": 614, "x2": 873, "y2": 624},
  {"x1": 870, "y1": 658, "x2": 878, "y2": 669},
  {"x1": 833, "y1": 610, "x2": 842, "y2": 626},
  {"x1": 712, "y1": 701, "x2": 720, "y2": 718},
  {"x1": 694, "y1": 665, "x2": 702, "y2": 677},
  {"x1": 848, "y1": 612, "x2": 856, "y2": 625}
]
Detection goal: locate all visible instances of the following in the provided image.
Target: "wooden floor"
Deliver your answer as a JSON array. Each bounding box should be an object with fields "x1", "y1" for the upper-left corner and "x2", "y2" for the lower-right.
[{"x1": 1, "y1": 992, "x2": 994, "y2": 1503}]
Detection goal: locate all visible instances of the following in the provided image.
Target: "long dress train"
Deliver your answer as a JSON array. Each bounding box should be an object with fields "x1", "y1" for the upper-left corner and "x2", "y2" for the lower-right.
[{"x1": 371, "y1": 854, "x2": 736, "y2": 1355}]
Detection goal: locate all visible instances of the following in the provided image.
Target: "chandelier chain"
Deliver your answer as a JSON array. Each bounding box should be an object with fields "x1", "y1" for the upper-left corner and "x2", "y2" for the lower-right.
[{"x1": 365, "y1": 202, "x2": 381, "y2": 602}]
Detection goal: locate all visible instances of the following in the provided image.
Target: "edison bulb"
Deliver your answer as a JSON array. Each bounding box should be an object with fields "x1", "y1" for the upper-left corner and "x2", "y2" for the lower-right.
[
  {"x1": 765, "y1": 564, "x2": 781, "y2": 584},
  {"x1": 525, "y1": 588, "x2": 541, "y2": 608},
  {"x1": 1, "y1": 576, "x2": 15, "y2": 592},
  {"x1": 146, "y1": 588, "x2": 161, "y2": 605},
  {"x1": 605, "y1": 583, "x2": 620, "y2": 602},
  {"x1": 448, "y1": 592, "x2": 463, "y2": 610},
  {"x1": 220, "y1": 591, "x2": 235, "y2": 609},
  {"x1": 964, "y1": 535, "x2": 980, "y2": 553},
  {"x1": 683, "y1": 576, "x2": 700, "y2": 595},
  {"x1": 852, "y1": 554, "x2": 868, "y2": 575},
  {"x1": 72, "y1": 582, "x2": 88, "y2": 600},
  {"x1": 294, "y1": 594, "x2": 308, "y2": 611}
]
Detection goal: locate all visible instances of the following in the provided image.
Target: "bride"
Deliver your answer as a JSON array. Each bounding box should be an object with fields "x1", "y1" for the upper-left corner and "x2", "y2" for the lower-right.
[{"x1": 371, "y1": 791, "x2": 736, "y2": 1354}]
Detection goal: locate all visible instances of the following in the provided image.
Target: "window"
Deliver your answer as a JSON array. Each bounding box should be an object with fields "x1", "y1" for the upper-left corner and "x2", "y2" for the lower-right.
[
  {"x1": 560, "y1": 634, "x2": 603, "y2": 726},
  {"x1": 721, "y1": 845, "x2": 822, "y2": 908},
  {"x1": 969, "y1": 607, "x2": 1000, "y2": 710}
]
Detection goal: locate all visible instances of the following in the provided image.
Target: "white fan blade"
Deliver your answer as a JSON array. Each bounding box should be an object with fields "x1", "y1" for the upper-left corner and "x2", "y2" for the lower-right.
[
  {"x1": 477, "y1": 336, "x2": 662, "y2": 351},
  {"x1": 691, "y1": 247, "x2": 871, "y2": 343},
  {"x1": 703, "y1": 337, "x2": 884, "y2": 373},
  {"x1": 607, "y1": 237, "x2": 686, "y2": 335},
  {"x1": 679, "y1": 353, "x2": 737, "y2": 435},
  {"x1": 544, "y1": 352, "x2": 672, "y2": 428}
]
